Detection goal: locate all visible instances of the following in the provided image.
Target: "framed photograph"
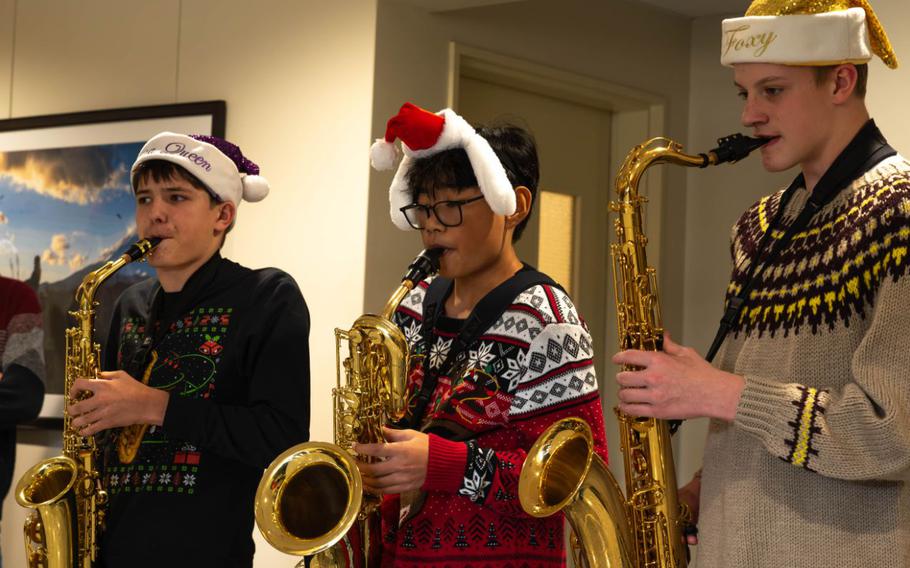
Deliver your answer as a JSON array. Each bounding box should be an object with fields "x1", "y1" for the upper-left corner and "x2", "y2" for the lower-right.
[{"x1": 0, "y1": 101, "x2": 226, "y2": 426}]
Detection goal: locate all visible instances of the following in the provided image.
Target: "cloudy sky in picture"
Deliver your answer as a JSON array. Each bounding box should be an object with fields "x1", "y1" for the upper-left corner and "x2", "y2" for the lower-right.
[{"x1": 0, "y1": 142, "x2": 143, "y2": 283}]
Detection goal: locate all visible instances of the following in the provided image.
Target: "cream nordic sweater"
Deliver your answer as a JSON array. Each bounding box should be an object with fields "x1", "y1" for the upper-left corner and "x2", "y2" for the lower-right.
[{"x1": 698, "y1": 142, "x2": 910, "y2": 567}]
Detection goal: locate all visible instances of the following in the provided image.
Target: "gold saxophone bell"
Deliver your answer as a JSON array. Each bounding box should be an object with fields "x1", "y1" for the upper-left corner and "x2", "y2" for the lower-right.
[
  {"x1": 255, "y1": 248, "x2": 443, "y2": 566},
  {"x1": 255, "y1": 442, "x2": 363, "y2": 557},
  {"x1": 519, "y1": 418, "x2": 635, "y2": 568},
  {"x1": 519, "y1": 134, "x2": 767, "y2": 568},
  {"x1": 16, "y1": 456, "x2": 80, "y2": 567}
]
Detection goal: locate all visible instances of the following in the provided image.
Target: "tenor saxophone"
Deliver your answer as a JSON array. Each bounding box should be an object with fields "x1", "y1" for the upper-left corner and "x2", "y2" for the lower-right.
[
  {"x1": 15, "y1": 238, "x2": 160, "y2": 568},
  {"x1": 255, "y1": 248, "x2": 442, "y2": 567},
  {"x1": 519, "y1": 134, "x2": 767, "y2": 568}
]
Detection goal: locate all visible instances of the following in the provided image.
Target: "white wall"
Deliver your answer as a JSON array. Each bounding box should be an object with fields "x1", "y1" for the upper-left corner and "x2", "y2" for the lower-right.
[
  {"x1": 8, "y1": 0, "x2": 907, "y2": 563},
  {"x1": 0, "y1": 1, "x2": 378, "y2": 565},
  {"x1": 680, "y1": 0, "x2": 910, "y2": 489},
  {"x1": 865, "y1": 0, "x2": 910, "y2": 152}
]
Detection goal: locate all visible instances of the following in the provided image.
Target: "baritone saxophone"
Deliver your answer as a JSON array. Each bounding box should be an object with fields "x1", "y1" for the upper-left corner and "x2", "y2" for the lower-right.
[
  {"x1": 519, "y1": 134, "x2": 768, "y2": 568},
  {"x1": 255, "y1": 248, "x2": 443, "y2": 567}
]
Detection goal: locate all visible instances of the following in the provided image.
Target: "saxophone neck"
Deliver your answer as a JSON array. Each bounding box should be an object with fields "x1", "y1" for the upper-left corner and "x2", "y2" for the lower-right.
[
  {"x1": 380, "y1": 283, "x2": 414, "y2": 320},
  {"x1": 76, "y1": 258, "x2": 126, "y2": 310},
  {"x1": 379, "y1": 247, "x2": 444, "y2": 320},
  {"x1": 74, "y1": 237, "x2": 161, "y2": 314},
  {"x1": 616, "y1": 138, "x2": 707, "y2": 201},
  {"x1": 616, "y1": 134, "x2": 768, "y2": 201}
]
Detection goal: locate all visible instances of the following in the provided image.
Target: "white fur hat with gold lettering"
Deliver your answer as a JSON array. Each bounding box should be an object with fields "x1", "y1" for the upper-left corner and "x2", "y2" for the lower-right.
[
  {"x1": 721, "y1": 0, "x2": 898, "y2": 69},
  {"x1": 131, "y1": 132, "x2": 269, "y2": 206}
]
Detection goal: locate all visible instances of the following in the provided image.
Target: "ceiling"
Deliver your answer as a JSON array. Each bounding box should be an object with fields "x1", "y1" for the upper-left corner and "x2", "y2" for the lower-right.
[
  {"x1": 399, "y1": 0, "x2": 524, "y2": 12},
  {"x1": 631, "y1": 0, "x2": 750, "y2": 17},
  {"x1": 400, "y1": 0, "x2": 750, "y2": 18}
]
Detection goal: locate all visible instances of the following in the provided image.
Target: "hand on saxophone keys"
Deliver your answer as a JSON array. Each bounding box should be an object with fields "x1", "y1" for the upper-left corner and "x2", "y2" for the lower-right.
[
  {"x1": 612, "y1": 333, "x2": 746, "y2": 422},
  {"x1": 68, "y1": 370, "x2": 170, "y2": 436},
  {"x1": 353, "y1": 426, "x2": 429, "y2": 495}
]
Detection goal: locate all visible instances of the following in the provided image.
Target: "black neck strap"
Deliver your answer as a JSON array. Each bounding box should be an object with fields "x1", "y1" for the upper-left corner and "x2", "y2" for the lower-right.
[
  {"x1": 400, "y1": 265, "x2": 561, "y2": 429},
  {"x1": 705, "y1": 120, "x2": 896, "y2": 362}
]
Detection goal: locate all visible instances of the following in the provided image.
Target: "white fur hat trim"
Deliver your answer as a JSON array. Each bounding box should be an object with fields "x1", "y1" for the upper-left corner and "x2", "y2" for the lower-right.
[
  {"x1": 377, "y1": 107, "x2": 516, "y2": 231},
  {"x1": 721, "y1": 8, "x2": 871, "y2": 67}
]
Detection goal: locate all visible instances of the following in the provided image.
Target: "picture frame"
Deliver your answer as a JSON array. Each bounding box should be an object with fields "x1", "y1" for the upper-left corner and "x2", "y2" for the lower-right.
[{"x1": 0, "y1": 101, "x2": 226, "y2": 427}]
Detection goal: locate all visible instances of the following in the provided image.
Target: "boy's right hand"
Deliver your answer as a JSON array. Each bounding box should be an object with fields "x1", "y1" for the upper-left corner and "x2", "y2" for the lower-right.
[
  {"x1": 353, "y1": 427, "x2": 429, "y2": 495},
  {"x1": 69, "y1": 370, "x2": 169, "y2": 435}
]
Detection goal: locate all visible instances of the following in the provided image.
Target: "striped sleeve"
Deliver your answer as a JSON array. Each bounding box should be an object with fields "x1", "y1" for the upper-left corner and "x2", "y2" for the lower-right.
[{"x1": 1, "y1": 281, "x2": 45, "y2": 383}]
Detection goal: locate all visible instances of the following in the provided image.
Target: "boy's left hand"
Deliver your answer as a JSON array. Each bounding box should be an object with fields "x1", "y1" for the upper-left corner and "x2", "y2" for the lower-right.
[{"x1": 354, "y1": 427, "x2": 429, "y2": 495}]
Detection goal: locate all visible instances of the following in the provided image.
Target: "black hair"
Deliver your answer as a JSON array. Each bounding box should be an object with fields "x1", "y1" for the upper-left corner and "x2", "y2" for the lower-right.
[
  {"x1": 405, "y1": 123, "x2": 539, "y2": 242},
  {"x1": 131, "y1": 160, "x2": 218, "y2": 204}
]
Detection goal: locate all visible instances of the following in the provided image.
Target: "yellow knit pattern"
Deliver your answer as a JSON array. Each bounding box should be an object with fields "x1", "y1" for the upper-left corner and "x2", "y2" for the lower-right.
[
  {"x1": 791, "y1": 387, "x2": 820, "y2": 466},
  {"x1": 727, "y1": 161, "x2": 910, "y2": 336}
]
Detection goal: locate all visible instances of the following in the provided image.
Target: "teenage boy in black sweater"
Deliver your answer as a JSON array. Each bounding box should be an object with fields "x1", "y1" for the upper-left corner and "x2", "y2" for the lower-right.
[{"x1": 69, "y1": 132, "x2": 310, "y2": 567}]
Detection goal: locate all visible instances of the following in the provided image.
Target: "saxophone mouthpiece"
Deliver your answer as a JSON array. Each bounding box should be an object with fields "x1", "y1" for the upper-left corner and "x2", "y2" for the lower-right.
[
  {"x1": 403, "y1": 248, "x2": 443, "y2": 284},
  {"x1": 124, "y1": 237, "x2": 162, "y2": 262},
  {"x1": 707, "y1": 133, "x2": 771, "y2": 165}
]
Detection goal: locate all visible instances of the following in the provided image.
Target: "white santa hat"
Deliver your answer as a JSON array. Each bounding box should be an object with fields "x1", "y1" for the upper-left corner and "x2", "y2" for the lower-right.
[
  {"x1": 721, "y1": 0, "x2": 898, "y2": 69},
  {"x1": 131, "y1": 132, "x2": 269, "y2": 206},
  {"x1": 370, "y1": 102, "x2": 516, "y2": 231}
]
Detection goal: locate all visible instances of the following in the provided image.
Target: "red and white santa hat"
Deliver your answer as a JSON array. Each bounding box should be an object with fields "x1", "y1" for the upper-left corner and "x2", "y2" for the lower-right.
[{"x1": 370, "y1": 102, "x2": 516, "y2": 231}]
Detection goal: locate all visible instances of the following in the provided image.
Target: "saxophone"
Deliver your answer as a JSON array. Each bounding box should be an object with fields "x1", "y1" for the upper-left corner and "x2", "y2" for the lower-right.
[
  {"x1": 255, "y1": 248, "x2": 442, "y2": 567},
  {"x1": 518, "y1": 134, "x2": 767, "y2": 568},
  {"x1": 15, "y1": 237, "x2": 160, "y2": 568}
]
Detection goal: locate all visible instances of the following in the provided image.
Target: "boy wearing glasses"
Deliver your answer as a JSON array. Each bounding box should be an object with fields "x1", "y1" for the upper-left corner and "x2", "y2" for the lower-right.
[
  {"x1": 355, "y1": 103, "x2": 608, "y2": 566},
  {"x1": 68, "y1": 133, "x2": 311, "y2": 567}
]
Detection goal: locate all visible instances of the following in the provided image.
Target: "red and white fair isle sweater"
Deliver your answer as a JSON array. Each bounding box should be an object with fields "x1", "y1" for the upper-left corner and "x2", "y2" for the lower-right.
[{"x1": 381, "y1": 276, "x2": 608, "y2": 568}]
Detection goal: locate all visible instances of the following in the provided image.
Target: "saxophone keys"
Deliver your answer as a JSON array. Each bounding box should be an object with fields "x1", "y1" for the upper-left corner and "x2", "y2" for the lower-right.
[
  {"x1": 340, "y1": 414, "x2": 361, "y2": 439},
  {"x1": 23, "y1": 512, "x2": 43, "y2": 543}
]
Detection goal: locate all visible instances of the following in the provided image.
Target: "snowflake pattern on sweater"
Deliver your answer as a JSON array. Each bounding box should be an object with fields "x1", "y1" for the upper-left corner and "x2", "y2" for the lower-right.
[{"x1": 380, "y1": 276, "x2": 608, "y2": 567}]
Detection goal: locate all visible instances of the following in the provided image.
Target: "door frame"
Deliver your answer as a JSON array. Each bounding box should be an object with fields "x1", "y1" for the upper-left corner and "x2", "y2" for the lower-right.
[
  {"x1": 447, "y1": 42, "x2": 668, "y2": 274},
  {"x1": 448, "y1": 43, "x2": 673, "y2": 488}
]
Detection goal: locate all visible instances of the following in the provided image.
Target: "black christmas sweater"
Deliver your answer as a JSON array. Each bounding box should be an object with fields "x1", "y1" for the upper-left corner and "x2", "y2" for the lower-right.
[{"x1": 99, "y1": 253, "x2": 310, "y2": 568}]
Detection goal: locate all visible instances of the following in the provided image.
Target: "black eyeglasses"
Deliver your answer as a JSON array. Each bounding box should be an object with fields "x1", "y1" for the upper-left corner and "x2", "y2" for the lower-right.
[{"x1": 399, "y1": 195, "x2": 485, "y2": 229}]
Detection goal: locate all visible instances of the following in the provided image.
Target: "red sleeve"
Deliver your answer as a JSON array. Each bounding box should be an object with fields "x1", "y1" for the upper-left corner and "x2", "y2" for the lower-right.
[{"x1": 422, "y1": 434, "x2": 469, "y2": 492}]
